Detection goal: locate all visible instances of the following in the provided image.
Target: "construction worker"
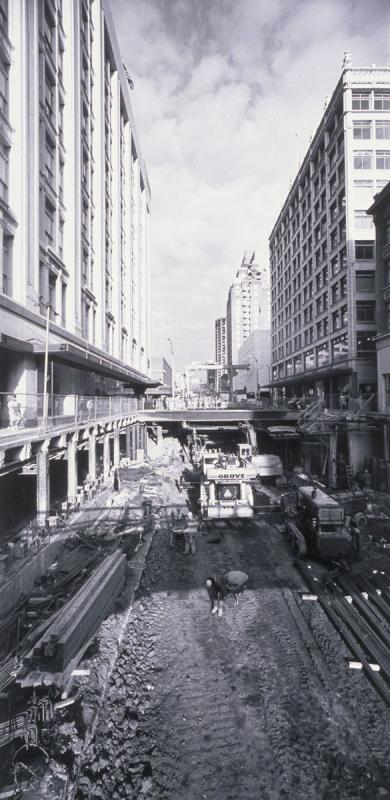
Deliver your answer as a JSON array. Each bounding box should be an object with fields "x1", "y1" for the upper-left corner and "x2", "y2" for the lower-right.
[
  {"x1": 184, "y1": 512, "x2": 198, "y2": 555},
  {"x1": 205, "y1": 571, "x2": 249, "y2": 617}
]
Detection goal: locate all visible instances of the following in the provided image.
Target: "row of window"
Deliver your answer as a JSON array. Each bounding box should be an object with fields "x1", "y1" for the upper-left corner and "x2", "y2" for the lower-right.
[
  {"x1": 272, "y1": 329, "x2": 377, "y2": 378},
  {"x1": 353, "y1": 120, "x2": 390, "y2": 139},
  {"x1": 352, "y1": 91, "x2": 390, "y2": 111},
  {"x1": 354, "y1": 150, "x2": 390, "y2": 169}
]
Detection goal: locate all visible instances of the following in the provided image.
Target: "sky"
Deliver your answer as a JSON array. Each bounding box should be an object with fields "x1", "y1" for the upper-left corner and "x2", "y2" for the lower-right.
[{"x1": 110, "y1": 0, "x2": 390, "y2": 371}]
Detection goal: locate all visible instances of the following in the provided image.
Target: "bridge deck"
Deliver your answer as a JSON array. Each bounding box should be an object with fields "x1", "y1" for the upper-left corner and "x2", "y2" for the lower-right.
[{"x1": 139, "y1": 408, "x2": 300, "y2": 426}]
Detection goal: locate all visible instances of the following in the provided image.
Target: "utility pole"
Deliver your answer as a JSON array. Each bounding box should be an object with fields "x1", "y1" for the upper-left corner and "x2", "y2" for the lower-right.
[{"x1": 167, "y1": 337, "x2": 175, "y2": 405}]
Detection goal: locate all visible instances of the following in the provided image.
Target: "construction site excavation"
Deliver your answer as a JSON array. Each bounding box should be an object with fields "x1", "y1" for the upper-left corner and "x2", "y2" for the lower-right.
[{"x1": 1, "y1": 425, "x2": 390, "y2": 800}]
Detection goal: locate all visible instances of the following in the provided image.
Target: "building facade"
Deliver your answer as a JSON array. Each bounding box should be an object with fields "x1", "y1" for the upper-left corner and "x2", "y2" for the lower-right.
[
  {"x1": 368, "y1": 181, "x2": 390, "y2": 414},
  {"x1": 215, "y1": 316, "x2": 227, "y2": 366},
  {"x1": 0, "y1": 0, "x2": 151, "y2": 408},
  {"x1": 0, "y1": 0, "x2": 152, "y2": 533},
  {"x1": 269, "y1": 57, "x2": 390, "y2": 406},
  {"x1": 226, "y1": 251, "x2": 270, "y2": 368},
  {"x1": 235, "y1": 330, "x2": 271, "y2": 397}
]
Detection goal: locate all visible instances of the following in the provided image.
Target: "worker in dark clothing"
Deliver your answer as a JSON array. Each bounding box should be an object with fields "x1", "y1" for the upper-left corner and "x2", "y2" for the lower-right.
[{"x1": 205, "y1": 571, "x2": 248, "y2": 617}]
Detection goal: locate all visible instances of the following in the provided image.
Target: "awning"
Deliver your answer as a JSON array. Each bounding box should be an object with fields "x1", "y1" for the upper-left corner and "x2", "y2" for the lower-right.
[
  {"x1": 270, "y1": 363, "x2": 353, "y2": 388},
  {"x1": 32, "y1": 342, "x2": 156, "y2": 388},
  {"x1": 0, "y1": 334, "x2": 34, "y2": 353},
  {"x1": 267, "y1": 426, "x2": 300, "y2": 439}
]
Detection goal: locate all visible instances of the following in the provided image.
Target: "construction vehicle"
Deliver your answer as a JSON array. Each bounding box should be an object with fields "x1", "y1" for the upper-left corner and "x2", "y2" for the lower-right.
[
  {"x1": 284, "y1": 485, "x2": 359, "y2": 560},
  {"x1": 251, "y1": 453, "x2": 283, "y2": 482},
  {"x1": 200, "y1": 450, "x2": 257, "y2": 524}
]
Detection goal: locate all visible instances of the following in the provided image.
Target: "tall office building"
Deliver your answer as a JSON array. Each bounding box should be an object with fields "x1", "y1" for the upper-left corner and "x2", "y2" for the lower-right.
[
  {"x1": 226, "y1": 251, "x2": 270, "y2": 367},
  {"x1": 0, "y1": 0, "x2": 151, "y2": 404},
  {"x1": 215, "y1": 316, "x2": 227, "y2": 366},
  {"x1": 269, "y1": 56, "x2": 390, "y2": 403},
  {"x1": 0, "y1": 0, "x2": 152, "y2": 532}
]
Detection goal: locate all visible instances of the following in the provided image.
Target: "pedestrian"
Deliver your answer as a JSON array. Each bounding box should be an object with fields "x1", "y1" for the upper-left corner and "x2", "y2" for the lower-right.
[
  {"x1": 7, "y1": 394, "x2": 23, "y2": 428},
  {"x1": 86, "y1": 398, "x2": 94, "y2": 419},
  {"x1": 362, "y1": 468, "x2": 372, "y2": 491},
  {"x1": 205, "y1": 571, "x2": 249, "y2": 617},
  {"x1": 112, "y1": 466, "x2": 120, "y2": 491},
  {"x1": 184, "y1": 512, "x2": 198, "y2": 555}
]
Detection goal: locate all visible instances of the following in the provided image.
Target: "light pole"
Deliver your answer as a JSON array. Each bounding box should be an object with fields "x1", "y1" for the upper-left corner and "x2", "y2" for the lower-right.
[
  {"x1": 167, "y1": 337, "x2": 175, "y2": 405},
  {"x1": 42, "y1": 302, "x2": 50, "y2": 431}
]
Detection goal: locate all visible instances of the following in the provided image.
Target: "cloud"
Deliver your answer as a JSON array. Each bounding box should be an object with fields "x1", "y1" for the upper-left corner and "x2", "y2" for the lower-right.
[{"x1": 110, "y1": 0, "x2": 390, "y2": 368}]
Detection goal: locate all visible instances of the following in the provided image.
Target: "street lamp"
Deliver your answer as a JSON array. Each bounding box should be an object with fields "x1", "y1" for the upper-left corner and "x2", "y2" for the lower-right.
[{"x1": 167, "y1": 337, "x2": 175, "y2": 405}]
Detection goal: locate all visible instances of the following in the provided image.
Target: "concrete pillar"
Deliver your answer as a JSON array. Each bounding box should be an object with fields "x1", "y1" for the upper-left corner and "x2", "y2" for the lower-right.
[
  {"x1": 329, "y1": 432, "x2": 338, "y2": 489},
  {"x1": 37, "y1": 447, "x2": 50, "y2": 525},
  {"x1": 113, "y1": 429, "x2": 120, "y2": 467},
  {"x1": 88, "y1": 430, "x2": 97, "y2": 481},
  {"x1": 131, "y1": 424, "x2": 136, "y2": 458},
  {"x1": 143, "y1": 424, "x2": 148, "y2": 455},
  {"x1": 103, "y1": 434, "x2": 111, "y2": 481},
  {"x1": 384, "y1": 424, "x2": 390, "y2": 461},
  {"x1": 125, "y1": 427, "x2": 131, "y2": 458},
  {"x1": 67, "y1": 434, "x2": 78, "y2": 503}
]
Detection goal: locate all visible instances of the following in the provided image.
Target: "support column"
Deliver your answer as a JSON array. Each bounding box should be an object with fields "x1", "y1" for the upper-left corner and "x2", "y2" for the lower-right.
[
  {"x1": 142, "y1": 424, "x2": 148, "y2": 455},
  {"x1": 37, "y1": 444, "x2": 50, "y2": 526},
  {"x1": 384, "y1": 423, "x2": 390, "y2": 461},
  {"x1": 329, "y1": 432, "x2": 338, "y2": 489},
  {"x1": 67, "y1": 434, "x2": 78, "y2": 504},
  {"x1": 113, "y1": 428, "x2": 120, "y2": 467},
  {"x1": 88, "y1": 429, "x2": 97, "y2": 482},
  {"x1": 125, "y1": 426, "x2": 131, "y2": 458},
  {"x1": 103, "y1": 434, "x2": 111, "y2": 481}
]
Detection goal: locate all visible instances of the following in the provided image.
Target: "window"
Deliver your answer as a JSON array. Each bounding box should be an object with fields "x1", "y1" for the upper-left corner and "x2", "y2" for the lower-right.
[
  {"x1": 353, "y1": 151, "x2": 372, "y2": 169},
  {"x1": 357, "y1": 331, "x2": 376, "y2": 352},
  {"x1": 82, "y1": 300, "x2": 90, "y2": 340},
  {"x1": 355, "y1": 241, "x2": 374, "y2": 260},
  {"x1": 44, "y1": 3, "x2": 55, "y2": 52},
  {"x1": 352, "y1": 92, "x2": 370, "y2": 110},
  {"x1": 0, "y1": 62, "x2": 8, "y2": 115},
  {"x1": 294, "y1": 355, "x2": 303, "y2": 373},
  {"x1": 332, "y1": 310, "x2": 340, "y2": 331},
  {"x1": 376, "y1": 150, "x2": 390, "y2": 169},
  {"x1": 356, "y1": 271, "x2": 375, "y2": 292},
  {"x1": 354, "y1": 210, "x2": 372, "y2": 229},
  {"x1": 304, "y1": 350, "x2": 315, "y2": 371},
  {"x1": 61, "y1": 282, "x2": 66, "y2": 327},
  {"x1": 0, "y1": 146, "x2": 8, "y2": 201},
  {"x1": 0, "y1": 0, "x2": 7, "y2": 35},
  {"x1": 332, "y1": 333, "x2": 348, "y2": 360},
  {"x1": 59, "y1": 219, "x2": 64, "y2": 257},
  {"x1": 374, "y1": 92, "x2": 390, "y2": 111},
  {"x1": 317, "y1": 344, "x2": 329, "y2": 366},
  {"x1": 45, "y1": 72, "x2": 55, "y2": 120},
  {"x1": 386, "y1": 303, "x2": 390, "y2": 331},
  {"x1": 332, "y1": 283, "x2": 340, "y2": 304},
  {"x1": 375, "y1": 121, "x2": 390, "y2": 139},
  {"x1": 354, "y1": 179, "x2": 374, "y2": 189},
  {"x1": 45, "y1": 136, "x2": 55, "y2": 180},
  {"x1": 356, "y1": 301, "x2": 375, "y2": 322},
  {"x1": 48, "y1": 271, "x2": 56, "y2": 316},
  {"x1": 353, "y1": 120, "x2": 371, "y2": 139},
  {"x1": 2, "y1": 233, "x2": 12, "y2": 295},
  {"x1": 45, "y1": 201, "x2": 55, "y2": 246}
]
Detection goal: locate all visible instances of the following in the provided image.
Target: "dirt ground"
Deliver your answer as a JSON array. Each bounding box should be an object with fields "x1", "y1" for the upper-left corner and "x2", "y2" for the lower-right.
[{"x1": 29, "y1": 442, "x2": 390, "y2": 800}]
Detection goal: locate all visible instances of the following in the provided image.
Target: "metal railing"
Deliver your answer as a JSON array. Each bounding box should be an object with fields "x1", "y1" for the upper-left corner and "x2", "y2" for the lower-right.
[
  {"x1": 143, "y1": 394, "x2": 390, "y2": 414},
  {"x1": 0, "y1": 392, "x2": 142, "y2": 433}
]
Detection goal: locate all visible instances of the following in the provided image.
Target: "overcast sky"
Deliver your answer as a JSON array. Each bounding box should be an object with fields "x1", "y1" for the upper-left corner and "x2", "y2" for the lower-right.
[{"x1": 110, "y1": 0, "x2": 390, "y2": 370}]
